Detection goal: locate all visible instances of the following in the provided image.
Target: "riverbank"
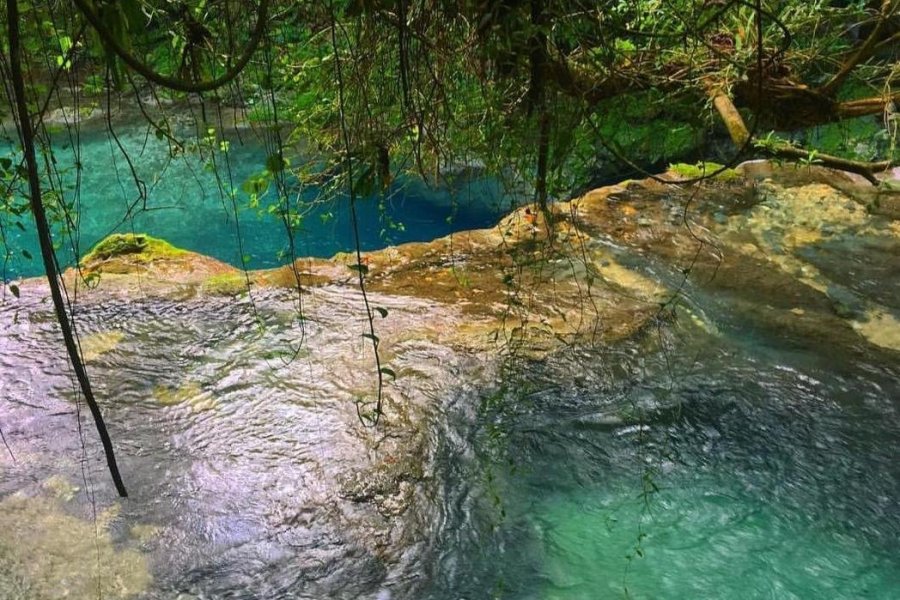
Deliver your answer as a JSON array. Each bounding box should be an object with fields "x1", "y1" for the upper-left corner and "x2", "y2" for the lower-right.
[{"x1": 11, "y1": 160, "x2": 897, "y2": 358}]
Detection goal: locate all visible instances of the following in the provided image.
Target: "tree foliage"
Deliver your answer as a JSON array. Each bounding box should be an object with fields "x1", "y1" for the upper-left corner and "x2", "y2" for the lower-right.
[{"x1": 5, "y1": 0, "x2": 898, "y2": 192}]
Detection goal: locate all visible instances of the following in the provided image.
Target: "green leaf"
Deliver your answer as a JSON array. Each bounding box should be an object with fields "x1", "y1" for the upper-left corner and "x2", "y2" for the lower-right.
[
  {"x1": 241, "y1": 174, "x2": 270, "y2": 195},
  {"x1": 379, "y1": 367, "x2": 396, "y2": 381},
  {"x1": 348, "y1": 263, "x2": 369, "y2": 275},
  {"x1": 9, "y1": 284, "x2": 20, "y2": 298},
  {"x1": 374, "y1": 306, "x2": 388, "y2": 318},
  {"x1": 83, "y1": 271, "x2": 101, "y2": 287},
  {"x1": 361, "y1": 332, "x2": 379, "y2": 345},
  {"x1": 22, "y1": 249, "x2": 32, "y2": 260}
]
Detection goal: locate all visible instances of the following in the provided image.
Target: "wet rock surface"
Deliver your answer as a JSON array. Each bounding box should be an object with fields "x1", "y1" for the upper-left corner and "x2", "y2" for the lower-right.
[
  {"x1": 56, "y1": 160, "x2": 899, "y2": 359},
  {"x1": 3, "y1": 160, "x2": 899, "y2": 597}
]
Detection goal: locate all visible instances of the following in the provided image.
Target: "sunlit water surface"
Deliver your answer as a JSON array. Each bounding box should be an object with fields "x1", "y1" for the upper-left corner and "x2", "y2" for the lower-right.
[{"x1": 1, "y1": 281, "x2": 897, "y2": 599}]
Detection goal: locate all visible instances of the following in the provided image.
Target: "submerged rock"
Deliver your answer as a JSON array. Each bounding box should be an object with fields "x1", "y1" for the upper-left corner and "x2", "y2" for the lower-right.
[
  {"x1": 0, "y1": 494, "x2": 150, "y2": 599},
  {"x1": 80, "y1": 330, "x2": 125, "y2": 362}
]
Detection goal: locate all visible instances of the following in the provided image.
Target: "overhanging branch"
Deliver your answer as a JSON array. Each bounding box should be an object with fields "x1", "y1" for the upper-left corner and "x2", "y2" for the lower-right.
[
  {"x1": 71, "y1": 0, "x2": 269, "y2": 93},
  {"x1": 710, "y1": 89, "x2": 893, "y2": 185}
]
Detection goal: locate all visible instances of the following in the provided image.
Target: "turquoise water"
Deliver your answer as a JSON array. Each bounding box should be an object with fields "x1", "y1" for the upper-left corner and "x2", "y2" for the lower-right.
[
  {"x1": 0, "y1": 122, "x2": 515, "y2": 279},
  {"x1": 425, "y1": 329, "x2": 900, "y2": 599}
]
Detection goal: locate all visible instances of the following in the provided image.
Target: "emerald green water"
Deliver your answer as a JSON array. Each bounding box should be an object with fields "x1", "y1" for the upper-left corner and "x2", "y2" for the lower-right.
[
  {"x1": 426, "y1": 331, "x2": 900, "y2": 599},
  {"x1": 0, "y1": 122, "x2": 514, "y2": 280}
]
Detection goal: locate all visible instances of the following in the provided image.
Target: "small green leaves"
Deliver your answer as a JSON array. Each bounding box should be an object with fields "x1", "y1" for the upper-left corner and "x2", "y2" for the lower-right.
[
  {"x1": 374, "y1": 306, "x2": 388, "y2": 318},
  {"x1": 379, "y1": 366, "x2": 396, "y2": 381},
  {"x1": 361, "y1": 332, "x2": 379, "y2": 345},
  {"x1": 348, "y1": 262, "x2": 369, "y2": 275},
  {"x1": 22, "y1": 249, "x2": 32, "y2": 260},
  {"x1": 83, "y1": 271, "x2": 101, "y2": 288},
  {"x1": 241, "y1": 173, "x2": 270, "y2": 195},
  {"x1": 56, "y1": 35, "x2": 73, "y2": 70},
  {"x1": 9, "y1": 284, "x2": 20, "y2": 298}
]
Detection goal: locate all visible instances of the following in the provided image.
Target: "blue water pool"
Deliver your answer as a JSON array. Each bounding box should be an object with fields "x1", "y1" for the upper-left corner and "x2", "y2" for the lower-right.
[{"x1": 0, "y1": 119, "x2": 518, "y2": 280}]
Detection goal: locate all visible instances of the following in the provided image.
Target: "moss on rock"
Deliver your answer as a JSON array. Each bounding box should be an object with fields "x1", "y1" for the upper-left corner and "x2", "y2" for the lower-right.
[
  {"x1": 82, "y1": 233, "x2": 187, "y2": 265},
  {"x1": 669, "y1": 161, "x2": 741, "y2": 182},
  {"x1": 202, "y1": 273, "x2": 249, "y2": 296}
]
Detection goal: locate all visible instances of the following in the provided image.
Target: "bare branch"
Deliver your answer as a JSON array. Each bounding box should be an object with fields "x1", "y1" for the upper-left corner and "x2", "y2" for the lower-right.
[
  {"x1": 5, "y1": 0, "x2": 128, "y2": 496},
  {"x1": 819, "y1": 0, "x2": 898, "y2": 96}
]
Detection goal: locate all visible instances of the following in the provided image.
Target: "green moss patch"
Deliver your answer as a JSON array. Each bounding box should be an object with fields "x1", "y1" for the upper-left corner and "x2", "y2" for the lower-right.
[
  {"x1": 82, "y1": 233, "x2": 187, "y2": 265},
  {"x1": 669, "y1": 161, "x2": 741, "y2": 182},
  {"x1": 202, "y1": 273, "x2": 249, "y2": 296}
]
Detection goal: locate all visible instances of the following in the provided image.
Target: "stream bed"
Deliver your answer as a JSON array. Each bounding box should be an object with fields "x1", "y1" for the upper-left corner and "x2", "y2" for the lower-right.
[{"x1": 1, "y1": 272, "x2": 898, "y2": 598}]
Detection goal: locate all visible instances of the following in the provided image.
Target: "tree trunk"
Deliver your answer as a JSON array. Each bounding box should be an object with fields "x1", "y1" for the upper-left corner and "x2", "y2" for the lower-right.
[{"x1": 6, "y1": 0, "x2": 128, "y2": 496}]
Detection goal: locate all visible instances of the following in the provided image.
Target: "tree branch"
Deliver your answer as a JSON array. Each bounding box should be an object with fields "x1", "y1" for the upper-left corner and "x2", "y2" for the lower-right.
[
  {"x1": 837, "y1": 92, "x2": 900, "y2": 118},
  {"x1": 711, "y1": 89, "x2": 893, "y2": 185},
  {"x1": 819, "y1": 0, "x2": 898, "y2": 96},
  {"x1": 71, "y1": 0, "x2": 268, "y2": 93}
]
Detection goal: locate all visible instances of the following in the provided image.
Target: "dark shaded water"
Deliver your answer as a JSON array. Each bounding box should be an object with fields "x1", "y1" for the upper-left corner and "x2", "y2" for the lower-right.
[{"x1": 426, "y1": 339, "x2": 900, "y2": 599}]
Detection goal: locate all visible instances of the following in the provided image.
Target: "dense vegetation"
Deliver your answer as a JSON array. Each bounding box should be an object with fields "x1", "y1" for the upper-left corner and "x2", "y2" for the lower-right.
[
  {"x1": 6, "y1": 1, "x2": 900, "y2": 194},
  {"x1": 1, "y1": 0, "x2": 898, "y2": 492}
]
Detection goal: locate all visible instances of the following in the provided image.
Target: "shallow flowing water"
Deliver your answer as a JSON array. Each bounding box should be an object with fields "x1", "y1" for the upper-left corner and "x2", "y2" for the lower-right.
[
  {"x1": 0, "y1": 284, "x2": 476, "y2": 598},
  {"x1": 425, "y1": 334, "x2": 900, "y2": 599},
  {"x1": 1, "y1": 270, "x2": 898, "y2": 598}
]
